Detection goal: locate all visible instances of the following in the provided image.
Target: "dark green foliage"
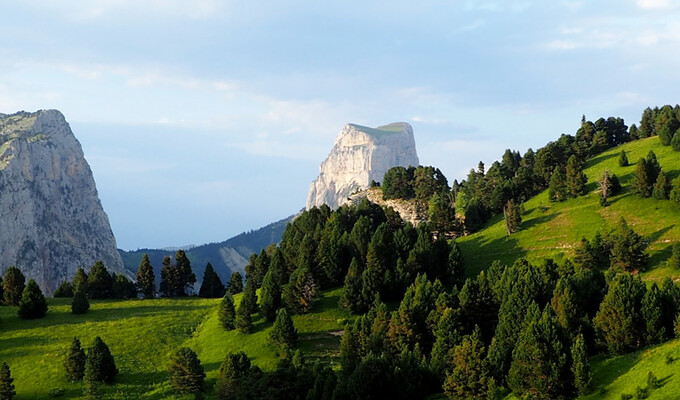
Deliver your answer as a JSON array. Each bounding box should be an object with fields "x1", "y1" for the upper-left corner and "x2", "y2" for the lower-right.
[
  {"x1": 168, "y1": 347, "x2": 205, "y2": 395},
  {"x1": 671, "y1": 177, "x2": 680, "y2": 205},
  {"x1": 235, "y1": 301, "x2": 253, "y2": 333},
  {"x1": 659, "y1": 124, "x2": 674, "y2": 145},
  {"x1": 672, "y1": 129, "x2": 680, "y2": 151},
  {"x1": 227, "y1": 271, "x2": 244, "y2": 294},
  {"x1": 270, "y1": 308, "x2": 298, "y2": 352},
  {"x1": 64, "y1": 337, "x2": 86, "y2": 381},
  {"x1": 18, "y1": 279, "x2": 48, "y2": 319},
  {"x1": 548, "y1": 166, "x2": 568, "y2": 202},
  {"x1": 641, "y1": 283, "x2": 666, "y2": 344},
  {"x1": 136, "y1": 254, "x2": 155, "y2": 299},
  {"x1": 73, "y1": 267, "x2": 88, "y2": 293},
  {"x1": 218, "y1": 293, "x2": 236, "y2": 330},
  {"x1": 260, "y1": 269, "x2": 282, "y2": 322},
  {"x1": 647, "y1": 371, "x2": 658, "y2": 389},
  {"x1": 346, "y1": 354, "x2": 395, "y2": 400},
  {"x1": 3, "y1": 266, "x2": 25, "y2": 306},
  {"x1": 652, "y1": 171, "x2": 671, "y2": 199},
  {"x1": 215, "y1": 352, "x2": 251, "y2": 399},
  {"x1": 84, "y1": 337, "x2": 118, "y2": 383},
  {"x1": 428, "y1": 191, "x2": 457, "y2": 232},
  {"x1": 199, "y1": 263, "x2": 226, "y2": 298},
  {"x1": 340, "y1": 258, "x2": 366, "y2": 314},
  {"x1": 646, "y1": 150, "x2": 661, "y2": 185},
  {"x1": 593, "y1": 273, "x2": 646, "y2": 354},
  {"x1": 87, "y1": 261, "x2": 113, "y2": 299},
  {"x1": 669, "y1": 243, "x2": 680, "y2": 269},
  {"x1": 610, "y1": 218, "x2": 648, "y2": 273},
  {"x1": 619, "y1": 149, "x2": 629, "y2": 166},
  {"x1": 571, "y1": 334, "x2": 592, "y2": 395},
  {"x1": 382, "y1": 166, "x2": 415, "y2": 199},
  {"x1": 639, "y1": 107, "x2": 655, "y2": 138},
  {"x1": 54, "y1": 281, "x2": 74, "y2": 298},
  {"x1": 350, "y1": 216, "x2": 372, "y2": 262},
  {"x1": 430, "y1": 307, "x2": 463, "y2": 375},
  {"x1": 633, "y1": 158, "x2": 652, "y2": 197},
  {"x1": 458, "y1": 271, "x2": 499, "y2": 342},
  {"x1": 503, "y1": 199, "x2": 522, "y2": 234},
  {"x1": 282, "y1": 265, "x2": 317, "y2": 314},
  {"x1": 443, "y1": 327, "x2": 496, "y2": 400},
  {"x1": 566, "y1": 154, "x2": 588, "y2": 197},
  {"x1": 339, "y1": 325, "x2": 360, "y2": 377},
  {"x1": 160, "y1": 251, "x2": 197, "y2": 297},
  {"x1": 446, "y1": 242, "x2": 465, "y2": 288},
  {"x1": 0, "y1": 362, "x2": 15, "y2": 400},
  {"x1": 599, "y1": 170, "x2": 619, "y2": 204},
  {"x1": 112, "y1": 274, "x2": 137, "y2": 299},
  {"x1": 240, "y1": 278, "x2": 259, "y2": 316},
  {"x1": 71, "y1": 286, "x2": 90, "y2": 315},
  {"x1": 0, "y1": 277, "x2": 3, "y2": 304}
]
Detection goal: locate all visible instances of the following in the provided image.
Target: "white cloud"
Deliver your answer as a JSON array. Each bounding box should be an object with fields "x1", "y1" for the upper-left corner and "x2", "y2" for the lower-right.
[{"x1": 637, "y1": 0, "x2": 675, "y2": 9}]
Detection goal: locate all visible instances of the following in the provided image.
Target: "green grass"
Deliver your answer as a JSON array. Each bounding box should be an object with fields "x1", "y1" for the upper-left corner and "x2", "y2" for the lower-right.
[
  {"x1": 0, "y1": 288, "x2": 351, "y2": 399},
  {"x1": 458, "y1": 137, "x2": 680, "y2": 283}
]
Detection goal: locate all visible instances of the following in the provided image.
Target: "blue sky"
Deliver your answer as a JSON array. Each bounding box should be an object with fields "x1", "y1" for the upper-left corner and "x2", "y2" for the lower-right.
[{"x1": 2, "y1": 0, "x2": 680, "y2": 250}]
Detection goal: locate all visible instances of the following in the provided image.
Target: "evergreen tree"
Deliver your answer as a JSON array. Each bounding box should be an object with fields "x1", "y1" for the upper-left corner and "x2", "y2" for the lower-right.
[
  {"x1": 618, "y1": 149, "x2": 629, "y2": 166},
  {"x1": 339, "y1": 325, "x2": 360, "y2": 377},
  {"x1": 550, "y1": 276, "x2": 582, "y2": 336},
  {"x1": 340, "y1": 258, "x2": 366, "y2": 314},
  {"x1": 659, "y1": 124, "x2": 674, "y2": 145},
  {"x1": 85, "y1": 337, "x2": 118, "y2": 383},
  {"x1": 17, "y1": 279, "x2": 48, "y2": 319},
  {"x1": 136, "y1": 254, "x2": 155, "y2": 299},
  {"x1": 259, "y1": 269, "x2": 282, "y2": 322},
  {"x1": 382, "y1": 166, "x2": 415, "y2": 199},
  {"x1": 633, "y1": 158, "x2": 652, "y2": 197},
  {"x1": 642, "y1": 283, "x2": 666, "y2": 344},
  {"x1": 566, "y1": 154, "x2": 588, "y2": 197},
  {"x1": 282, "y1": 265, "x2": 318, "y2": 314},
  {"x1": 54, "y1": 281, "x2": 75, "y2": 298},
  {"x1": 168, "y1": 347, "x2": 205, "y2": 396},
  {"x1": 64, "y1": 337, "x2": 87, "y2": 381},
  {"x1": 430, "y1": 307, "x2": 463, "y2": 375},
  {"x1": 227, "y1": 271, "x2": 244, "y2": 294},
  {"x1": 175, "y1": 250, "x2": 197, "y2": 295},
  {"x1": 199, "y1": 263, "x2": 226, "y2": 298},
  {"x1": 73, "y1": 267, "x2": 88, "y2": 292},
  {"x1": 672, "y1": 129, "x2": 680, "y2": 151},
  {"x1": 610, "y1": 217, "x2": 648, "y2": 273},
  {"x1": 571, "y1": 334, "x2": 592, "y2": 395},
  {"x1": 443, "y1": 326, "x2": 496, "y2": 400},
  {"x1": 346, "y1": 354, "x2": 395, "y2": 400},
  {"x1": 71, "y1": 285, "x2": 90, "y2": 314},
  {"x1": 87, "y1": 261, "x2": 113, "y2": 299},
  {"x1": 0, "y1": 362, "x2": 15, "y2": 400},
  {"x1": 668, "y1": 243, "x2": 680, "y2": 269},
  {"x1": 235, "y1": 301, "x2": 253, "y2": 333},
  {"x1": 240, "y1": 278, "x2": 259, "y2": 316},
  {"x1": 548, "y1": 166, "x2": 568, "y2": 202},
  {"x1": 270, "y1": 308, "x2": 298, "y2": 352},
  {"x1": 446, "y1": 242, "x2": 465, "y2": 288},
  {"x1": 652, "y1": 171, "x2": 671, "y2": 199},
  {"x1": 215, "y1": 352, "x2": 251, "y2": 400},
  {"x1": 671, "y1": 177, "x2": 680, "y2": 206},
  {"x1": 218, "y1": 293, "x2": 236, "y2": 330},
  {"x1": 503, "y1": 199, "x2": 522, "y2": 234},
  {"x1": 111, "y1": 274, "x2": 136, "y2": 299},
  {"x1": 646, "y1": 150, "x2": 661, "y2": 186},
  {"x1": 350, "y1": 216, "x2": 373, "y2": 261},
  {"x1": 428, "y1": 191, "x2": 457, "y2": 232},
  {"x1": 3, "y1": 266, "x2": 25, "y2": 306}
]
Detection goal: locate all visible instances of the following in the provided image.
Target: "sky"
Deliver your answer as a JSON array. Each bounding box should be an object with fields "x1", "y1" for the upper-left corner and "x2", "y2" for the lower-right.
[{"x1": 2, "y1": 0, "x2": 680, "y2": 250}]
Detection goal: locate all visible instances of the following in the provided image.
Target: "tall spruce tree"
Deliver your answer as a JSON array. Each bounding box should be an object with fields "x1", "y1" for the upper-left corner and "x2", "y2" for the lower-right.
[
  {"x1": 240, "y1": 278, "x2": 258, "y2": 316},
  {"x1": 215, "y1": 352, "x2": 251, "y2": 400},
  {"x1": 71, "y1": 285, "x2": 90, "y2": 315},
  {"x1": 671, "y1": 177, "x2": 680, "y2": 205},
  {"x1": 73, "y1": 267, "x2": 88, "y2": 293},
  {"x1": 646, "y1": 150, "x2": 661, "y2": 185},
  {"x1": 548, "y1": 166, "x2": 568, "y2": 202},
  {"x1": 85, "y1": 337, "x2": 118, "y2": 383},
  {"x1": 340, "y1": 258, "x2": 366, "y2": 314},
  {"x1": 3, "y1": 266, "x2": 25, "y2": 306},
  {"x1": 443, "y1": 326, "x2": 496, "y2": 400},
  {"x1": 269, "y1": 308, "x2": 298, "y2": 352},
  {"x1": 175, "y1": 250, "x2": 196, "y2": 295},
  {"x1": 633, "y1": 158, "x2": 652, "y2": 197},
  {"x1": 565, "y1": 155, "x2": 588, "y2": 197},
  {"x1": 168, "y1": 347, "x2": 205, "y2": 396},
  {"x1": 227, "y1": 271, "x2": 244, "y2": 295},
  {"x1": 282, "y1": 265, "x2": 317, "y2": 314},
  {"x1": 259, "y1": 269, "x2": 282, "y2": 322},
  {"x1": 652, "y1": 171, "x2": 671, "y2": 199},
  {"x1": 218, "y1": 293, "x2": 236, "y2": 330},
  {"x1": 610, "y1": 217, "x2": 648, "y2": 272},
  {"x1": 54, "y1": 281, "x2": 74, "y2": 298},
  {"x1": 235, "y1": 301, "x2": 253, "y2": 333},
  {"x1": 672, "y1": 129, "x2": 680, "y2": 151},
  {"x1": 642, "y1": 283, "x2": 666, "y2": 344},
  {"x1": 199, "y1": 263, "x2": 225, "y2": 298},
  {"x1": 17, "y1": 279, "x2": 48, "y2": 319},
  {"x1": 136, "y1": 254, "x2": 155, "y2": 299},
  {"x1": 571, "y1": 334, "x2": 592, "y2": 395},
  {"x1": 87, "y1": 261, "x2": 113, "y2": 299},
  {"x1": 0, "y1": 362, "x2": 15, "y2": 400},
  {"x1": 618, "y1": 149, "x2": 629, "y2": 166},
  {"x1": 503, "y1": 199, "x2": 522, "y2": 234},
  {"x1": 112, "y1": 274, "x2": 136, "y2": 299},
  {"x1": 64, "y1": 337, "x2": 87, "y2": 381}
]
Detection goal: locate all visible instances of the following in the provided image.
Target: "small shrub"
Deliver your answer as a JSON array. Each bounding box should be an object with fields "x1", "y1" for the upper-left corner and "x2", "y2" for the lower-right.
[
  {"x1": 635, "y1": 386, "x2": 648, "y2": 399},
  {"x1": 48, "y1": 387, "x2": 65, "y2": 397}
]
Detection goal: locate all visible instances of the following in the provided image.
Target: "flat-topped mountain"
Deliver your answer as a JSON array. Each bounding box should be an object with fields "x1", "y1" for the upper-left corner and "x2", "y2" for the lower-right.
[
  {"x1": 0, "y1": 110, "x2": 125, "y2": 293},
  {"x1": 306, "y1": 122, "x2": 419, "y2": 210}
]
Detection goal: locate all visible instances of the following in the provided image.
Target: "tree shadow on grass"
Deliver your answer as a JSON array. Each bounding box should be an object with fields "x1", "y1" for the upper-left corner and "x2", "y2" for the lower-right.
[
  {"x1": 585, "y1": 152, "x2": 618, "y2": 168},
  {"x1": 521, "y1": 212, "x2": 558, "y2": 230},
  {"x1": 460, "y1": 234, "x2": 526, "y2": 278},
  {"x1": 647, "y1": 243, "x2": 674, "y2": 271},
  {"x1": 591, "y1": 352, "x2": 642, "y2": 394}
]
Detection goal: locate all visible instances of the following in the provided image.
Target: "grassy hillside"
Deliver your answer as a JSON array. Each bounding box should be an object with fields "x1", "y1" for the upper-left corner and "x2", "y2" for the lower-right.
[
  {"x1": 0, "y1": 289, "x2": 350, "y2": 399},
  {"x1": 458, "y1": 137, "x2": 680, "y2": 282}
]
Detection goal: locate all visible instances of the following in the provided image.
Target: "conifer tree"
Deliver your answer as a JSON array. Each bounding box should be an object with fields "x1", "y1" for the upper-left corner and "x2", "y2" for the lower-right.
[
  {"x1": 175, "y1": 250, "x2": 196, "y2": 295},
  {"x1": 446, "y1": 242, "x2": 465, "y2": 288},
  {"x1": 610, "y1": 217, "x2": 648, "y2": 272},
  {"x1": 618, "y1": 149, "x2": 629, "y2": 166},
  {"x1": 282, "y1": 265, "x2": 317, "y2": 314},
  {"x1": 548, "y1": 166, "x2": 567, "y2": 202},
  {"x1": 73, "y1": 267, "x2": 88, "y2": 292},
  {"x1": 672, "y1": 129, "x2": 680, "y2": 151},
  {"x1": 646, "y1": 150, "x2": 661, "y2": 185},
  {"x1": 269, "y1": 308, "x2": 298, "y2": 352},
  {"x1": 671, "y1": 177, "x2": 680, "y2": 205},
  {"x1": 503, "y1": 199, "x2": 522, "y2": 234},
  {"x1": 136, "y1": 254, "x2": 155, "y2": 299},
  {"x1": 87, "y1": 261, "x2": 113, "y2": 299},
  {"x1": 634, "y1": 158, "x2": 652, "y2": 197},
  {"x1": 54, "y1": 281, "x2": 74, "y2": 298},
  {"x1": 112, "y1": 274, "x2": 136, "y2": 299},
  {"x1": 71, "y1": 285, "x2": 90, "y2": 314},
  {"x1": 18, "y1": 279, "x2": 48, "y2": 319},
  {"x1": 0, "y1": 276, "x2": 3, "y2": 304},
  {"x1": 642, "y1": 283, "x2": 666, "y2": 344},
  {"x1": 566, "y1": 155, "x2": 588, "y2": 197},
  {"x1": 235, "y1": 301, "x2": 253, "y2": 333},
  {"x1": 593, "y1": 273, "x2": 646, "y2": 353},
  {"x1": 339, "y1": 325, "x2": 360, "y2": 376},
  {"x1": 430, "y1": 307, "x2": 463, "y2": 375},
  {"x1": 571, "y1": 334, "x2": 592, "y2": 395},
  {"x1": 218, "y1": 293, "x2": 236, "y2": 330},
  {"x1": 240, "y1": 278, "x2": 258, "y2": 316},
  {"x1": 3, "y1": 266, "x2": 25, "y2": 306},
  {"x1": 215, "y1": 352, "x2": 251, "y2": 400},
  {"x1": 652, "y1": 171, "x2": 671, "y2": 199},
  {"x1": 85, "y1": 337, "x2": 118, "y2": 383},
  {"x1": 659, "y1": 124, "x2": 674, "y2": 145},
  {"x1": 443, "y1": 326, "x2": 496, "y2": 400},
  {"x1": 428, "y1": 191, "x2": 456, "y2": 232},
  {"x1": 259, "y1": 269, "x2": 281, "y2": 322},
  {"x1": 0, "y1": 362, "x2": 15, "y2": 400},
  {"x1": 227, "y1": 271, "x2": 244, "y2": 294},
  {"x1": 669, "y1": 243, "x2": 680, "y2": 269},
  {"x1": 64, "y1": 337, "x2": 87, "y2": 381},
  {"x1": 168, "y1": 347, "x2": 205, "y2": 396},
  {"x1": 199, "y1": 263, "x2": 225, "y2": 298},
  {"x1": 350, "y1": 216, "x2": 373, "y2": 261},
  {"x1": 340, "y1": 258, "x2": 366, "y2": 314}
]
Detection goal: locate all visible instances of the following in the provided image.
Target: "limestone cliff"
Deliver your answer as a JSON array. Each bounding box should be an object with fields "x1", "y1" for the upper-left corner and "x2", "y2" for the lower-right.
[
  {"x1": 0, "y1": 110, "x2": 125, "y2": 293},
  {"x1": 306, "y1": 122, "x2": 419, "y2": 210}
]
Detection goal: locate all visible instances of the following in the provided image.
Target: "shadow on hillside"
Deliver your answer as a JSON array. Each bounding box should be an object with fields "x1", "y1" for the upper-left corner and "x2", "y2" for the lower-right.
[
  {"x1": 0, "y1": 336, "x2": 48, "y2": 358},
  {"x1": 461, "y1": 234, "x2": 526, "y2": 277},
  {"x1": 522, "y1": 212, "x2": 558, "y2": 230},
  {"x1": 593, "y1": 352, "x2": 642, "y2": 394},
  {"x1": 606, "y1": 191, "x2": 633, "y2": 205},
  {"x1": 647, "y1": 225, "x2": 675, "y2": 245},
  {"x1": 585, "y1": 152, "x2": 618, "y2": 168},
  {"x1": 647, "y1": 243, "x2": 674, "y2": 271}
]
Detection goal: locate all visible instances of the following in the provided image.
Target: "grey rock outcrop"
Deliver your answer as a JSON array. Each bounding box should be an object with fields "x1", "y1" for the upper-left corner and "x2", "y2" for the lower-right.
[
  {"x1": 306, "y1": 122, "x2": 419, "y2": 210},
  {"x1": 0, "y1": 110, "x2": 125, "y2": 293}
]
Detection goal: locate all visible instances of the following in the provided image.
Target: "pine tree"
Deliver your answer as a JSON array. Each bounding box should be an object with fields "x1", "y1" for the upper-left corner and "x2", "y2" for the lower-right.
[
  {"x1": 443, "y1": 326, "x2": 495, "y2": 400},
  {"x1": 64, "y1": 337, "x2": 87, "y2": 381},
  {"x1": 259, "y1": 269, "x2": 281, "y2": 322},
  {"x1": 240, "y1": 278, "x2": 259, "y2": 315},
  {"x1": 618, "y1": 149, "x2": 629, "y2": 166},
  {"x1": 235, "y1": 302, "x2": 253, "y2": 333},
  {"x1": 136, "y1": 254, "x2": 155, "y2": 299},
  {"x1": 430, "y1": 307, "x2": 463, "y2": 375},
  {"x1": 85, "y1": 337, "x2": 118, "y2": 383},
  {"x1": 659, "y1": 124, "x2": 674, "y2": 145},
  {"x1": 566, "y1": 155, "x2": 588, "y2": 197},
  {"x1": 340, "y1": 258, "x2": 366, "y2": 314},
  {"x1": 339, "y1": 325, "x2": 360, "y2": 376},
  {"x1": 227, "y1": 272, "x2": 244, "y2": 294},
  {"x1": 503, "y1": 200, "x2": 522, "y2": 234},
  {"x1": 71, "y1": 285, "x2": 90, "y2": 314},
  {"x1": 446, "y1": 242, "x2": 465, "y2": 288},
  {"x1": 3, "y1": 266, "x2": 25, "y2": 306},
  {"x1": 54, "y1": 281, "x2": 74, "y2": 298},
  {"x1": 669, "y1": 243, "x2": 680, "y2": 269},
  {"x1": 671, "y1": 177, "x2": 680, "y2": 205},
  {"x1": 160, "y1": 256, "x2": 179, "y2": 297},
  {"x1": 168, "y1": 347, "x2": 205, "y2": 396},
  {"x1": 642, "y1": 283, "x2": 666, "y2": 344},
  {"x1": 548, "y1": 166, "x2": 567, "y2": 202},
  {"x1": 199, "y1": 263, "x2": 225, "y2": 298},
  {"x1": 646, "y1": 150, "x2": 661, "y2": 186},
  {"x1": 610, "y1": 217, "x2": 648, "y2": 273},
  {"x1": 571, "y1": 334, "x2": 592, "y2": 395},
  {"x1": 652, "y1": 171, "x2": 671, "y2": 199},
  {"x1": 269, "y1": 308, "x2": 298, "y2": 352},
  {"x1": 672, "y1": 129, "x2": 680, "y2": 151},
  {"x1": 282, "y1": 265, "x2": 317, "y2": 314},
  {"x1": 87, "y1": 261, "x2": 113, "y2": 299},
  {"x1": 0, "y1": 362, "x2": 15, "y2": 400},
  {"x1": 215, "y1": 352, "x2": 251, "y2": 400},
  {"x1": 175, "y1": 250, "x2": 196, "y2": 295},
  {"x1": 218, "y1": 293, "x2": 236, "y2": 330},
  {"x1": 633, "y1": 158, "x2": 652, "y2": 197},
  {"x1": 73, "y1": 267, "x2": 88, "y2": 292},
  {"x1": 17, "y1": 279, "x2": 48, "y2": 319},
  {"x1": 112, "y1": 274, "x2": 136, "y2": 299}
]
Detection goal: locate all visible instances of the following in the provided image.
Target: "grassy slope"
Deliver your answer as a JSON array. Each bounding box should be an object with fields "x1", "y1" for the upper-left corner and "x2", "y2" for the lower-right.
[
  {"x1": 0, "y1": 289, "x2": 350, "y2": 399},
  {"x1": 458, "y1": 137, "x2": 680, "y2": 282}
]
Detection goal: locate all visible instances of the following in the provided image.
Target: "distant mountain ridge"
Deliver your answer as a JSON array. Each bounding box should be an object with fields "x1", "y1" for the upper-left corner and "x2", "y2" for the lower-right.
[{"x1": 119, "y1": 214, "x2": 294, "y2": 288}]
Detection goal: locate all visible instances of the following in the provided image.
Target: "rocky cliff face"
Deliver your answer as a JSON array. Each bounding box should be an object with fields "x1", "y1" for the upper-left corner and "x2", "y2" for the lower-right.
[
  {"x1": 0, "y1": 110, "x2": 125, "y2": 293},
  {"x1": 306, "y1": 122, "x2": 419, "y2": 210}
]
